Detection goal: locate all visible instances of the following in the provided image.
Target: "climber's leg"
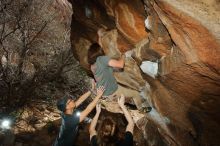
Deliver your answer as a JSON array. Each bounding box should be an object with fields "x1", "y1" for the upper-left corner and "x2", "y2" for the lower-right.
[{"x1": 109, "y1": 85, "x2": 151, "y2": 112}]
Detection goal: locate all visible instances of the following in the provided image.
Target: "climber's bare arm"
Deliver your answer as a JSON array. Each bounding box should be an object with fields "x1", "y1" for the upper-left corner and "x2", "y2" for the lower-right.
[{"x1": 108, "y1": 55, "x2": 125, "y2": 68}]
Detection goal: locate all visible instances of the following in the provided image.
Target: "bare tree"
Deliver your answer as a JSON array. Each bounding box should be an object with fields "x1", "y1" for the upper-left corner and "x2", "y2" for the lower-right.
[{"x1": 0, "y1": 0, "x2": 87, "y2": 112}]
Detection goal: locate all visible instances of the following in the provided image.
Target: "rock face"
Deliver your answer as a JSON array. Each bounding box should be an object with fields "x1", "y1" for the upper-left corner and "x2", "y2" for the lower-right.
[{"x1": 68, "y1": 0, "x2": 220, "y2": 145}]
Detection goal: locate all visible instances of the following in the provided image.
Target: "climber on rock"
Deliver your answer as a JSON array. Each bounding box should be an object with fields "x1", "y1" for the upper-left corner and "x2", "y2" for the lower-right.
[
  {"x1": 88, "y1": 42, "x2": 152, "y2": 113},
  {"x1": 89, "y1": 94, "x2": 134, "y2": 146},
  {"x1": 54, "y1": 86, "x2": 105, "y2": 146}
]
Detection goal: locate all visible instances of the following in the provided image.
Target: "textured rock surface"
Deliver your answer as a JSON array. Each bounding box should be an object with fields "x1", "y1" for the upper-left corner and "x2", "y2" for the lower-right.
[{"x1": 69, "y1": 0, "x2": 220, "y2": 145}]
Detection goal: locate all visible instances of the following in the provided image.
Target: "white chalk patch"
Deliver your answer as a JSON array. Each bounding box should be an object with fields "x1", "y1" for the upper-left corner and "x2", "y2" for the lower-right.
[
  {"x1": 145, "y1": 82, "x2": 151, "y2": 91},
  {"x1": 140, "y1": 61, "x2": 158, "y2": 78},
  {"x1": 125, "y1": 50, "x2": 134, "y2": 58},
  {"x1": 144, "y1": 16, "x2": 151, "y2": 30},
  {"x1": 140, "y1": 90, "x2": 152, "y2": 106},
  {"x1": 146, "y1": 108, "x2": 175, "y2": 140},
  {"x1": 163, "y1": 117, "x2": 171, "y2": 124},
  {"x1": 148, "y1": 108, "x2": 170, "y2": 128}
]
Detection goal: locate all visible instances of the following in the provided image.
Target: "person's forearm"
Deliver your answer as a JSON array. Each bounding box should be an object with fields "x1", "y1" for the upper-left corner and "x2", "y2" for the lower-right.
[
  {"x1": 86, "y1": 94, "x2": 101, "y2": 113},
  {"x1": 79, "y1": 94, "x2": 102, "y2": 122},
  {"x1": 89, "y1": 112, "x2": 100, "y2": 132},
  {"x1": 120, "y1": 105, "x2": 134, "y2": 133},
  {"x1": 120, "y1": 105, "x2": 134, "y2": 125},
  {"x1": 75, "y1": 91, "x2": 91, "y2": 107}
]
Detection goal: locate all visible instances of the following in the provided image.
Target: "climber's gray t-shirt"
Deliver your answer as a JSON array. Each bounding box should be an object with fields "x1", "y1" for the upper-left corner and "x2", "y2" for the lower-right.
[{"x1": 92, "y1": 56, "x2": 118, "y2": 96}]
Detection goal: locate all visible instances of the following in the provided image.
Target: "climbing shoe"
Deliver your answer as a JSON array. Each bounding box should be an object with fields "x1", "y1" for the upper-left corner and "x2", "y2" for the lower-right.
[{"x1": 142, "y1": 106, "x2": 152, "y2": 113}]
